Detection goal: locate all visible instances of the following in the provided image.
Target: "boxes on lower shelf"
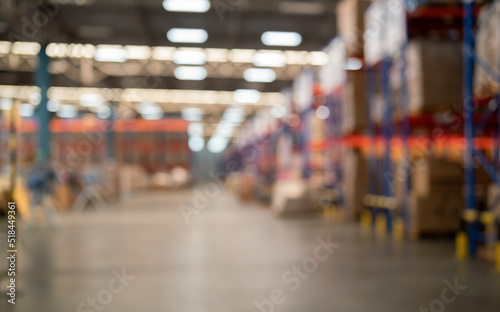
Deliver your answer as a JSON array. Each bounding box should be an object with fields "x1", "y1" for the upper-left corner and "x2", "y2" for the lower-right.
[
  {"x1": 343, "y1": 148, "x2": 367, "y2": 221},
  {"x1": 342, "y1": 70, "x2": 367, "y2": 134}
]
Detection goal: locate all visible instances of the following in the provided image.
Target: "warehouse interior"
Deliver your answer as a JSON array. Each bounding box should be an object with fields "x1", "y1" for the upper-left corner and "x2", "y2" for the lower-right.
[{"x1": 1, "y1": 0, "x2": 500, "y2": 311}]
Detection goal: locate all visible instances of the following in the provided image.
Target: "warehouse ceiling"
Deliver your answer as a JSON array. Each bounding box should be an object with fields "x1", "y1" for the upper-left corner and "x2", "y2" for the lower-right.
[{"x1": 0, "y1": 0, "x2": 338, "y2": 90}]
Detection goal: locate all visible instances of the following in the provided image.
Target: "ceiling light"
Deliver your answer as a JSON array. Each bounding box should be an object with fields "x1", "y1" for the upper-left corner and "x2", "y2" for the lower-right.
[
  {"x1": 94, "y1": 45, "x2": 127, "y2": 62},
  {"x1": 57, "y1": 105, "x2": 78, "y2": 118},
  {"x1": 30, "y1": 92, "x2": 41, "y2": 105},
  {"x1": 97, "y1": 105, "x2": 111, "y2": 119},
  {"x1": 19, "y1": 104, "x2": 34, "y2": 117},
  {"x1": 222, "y1": 108, "x2": 245, "y2": 123},
  {"x1": 207, "y1": 135, "x2": 229, "y2": 153},
  {"x1": 315, "y1": 106, "x2": 330, "y2": 120},
  {"x1": 216, "y1": 122, "x2": 235, "y2": 137},
  {"x1": 167, "y1": 28, "x2": 208, "y2": 44},
  {"x1": 270, "y1": 105, "x2": 287, "y2": 118},
  {"x1": 253, "y1": 52, "x2": 287, "y2": 67},
  {"x1": 344, "y1": 57, "x2": 363, "y2": 70},
  {"x1": 174, "y1": 66, "x2": 207, "y2": 80},
  {"x1": 244, "y1": 68, "x2": 276, "y2": 83},
  {"x1": 182, "y1": 107, "x2": 203, "y2": 121},
  {"x1": 173, "y1": 50, "x2": 207, "y2": 65},
  {"x1": 125, "y1": 46, "x2": 151, "y2": 60},
  {"x1": 188, "y1": 123, "x2": 204, "y2": 136},
  {"x1": 163, "y1": 0, "x2": 210, "y2": 13},
  {"x1": 234, "y1": 89, "x2": 261, "y2": 104},
  {"x1": 0, "y1": 98, "x2": 13, "y2": 110},
  {"x1": 80, "y1": 93, "x2": 104, "y2": 107},
  {"x1": 261, "y1": 31, "x2": 302, "y2": 47},
  {"x1": 48, "y1": 99, "x2": 60, "y2": 112},
  {"x1": 309, "y1": 51, "x2": 329, "y2": 66},
  {"x1": 188, "y1": 136, "x2": 205, "y2": 152},
  {"x1": 11, "y1": 42, "x2": 40, "y2": 55},
  {"x1": 140, "y1": 104, "x2": 163, "y2": 120}
]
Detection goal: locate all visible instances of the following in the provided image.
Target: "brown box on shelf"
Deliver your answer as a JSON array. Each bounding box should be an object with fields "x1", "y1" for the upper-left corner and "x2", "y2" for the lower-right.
[
  {"x1": 342, "y1": 70, "x2": 367, "y2": 134},
  {"x1": 343, "y1": 148, "x2": 368, "y2": 221},
  {"x1": 391, "y1": 39, "x2": 463, "y2": 114},
  {"x1": 411, "y1": 157, "x2": 464, "y2": 197},
  {"x1": 336, "y1": 0, "x2": 373, "y2": 57}
]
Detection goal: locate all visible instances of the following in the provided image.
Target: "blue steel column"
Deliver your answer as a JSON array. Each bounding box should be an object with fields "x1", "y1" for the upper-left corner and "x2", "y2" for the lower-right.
[
  {"x1": 382, "y1": 57, "x2": 393, "y2": 233},
  {"x1": 463, "y1": 0, "x2": 476, "y2": 257},
  {"x1": 400, "y1": 43, "x2": 411, "y2": 236},
  {"x1": 36, "y1": 44, "x2": 50, "y2": 163},
  {"x1": 106, "y1": 102, "x2": 115, "y2": 160},
  {"x1": 366, "y1": 65, "x2": 377, "y2": 227}
]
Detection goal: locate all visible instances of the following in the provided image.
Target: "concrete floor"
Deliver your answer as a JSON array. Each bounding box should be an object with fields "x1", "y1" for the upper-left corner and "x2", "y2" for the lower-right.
[{"x1": 1, "y1": 188, "x2": 500, "y2": 312}]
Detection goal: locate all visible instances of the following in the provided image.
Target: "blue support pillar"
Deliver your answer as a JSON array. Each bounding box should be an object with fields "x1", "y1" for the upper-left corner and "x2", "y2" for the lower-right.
[
  {"x1": 106, "y1": 102, "x2": 115, "y2": 160},
  {"x1": 382, "y1": 57, "x2": 393, "y2": 234},
  {"x1": 463, "y1": 0, "x2": 477, "y2": 257},
  {"x1": 36, "y1": 44, "x2": 51, "y2": 163}
]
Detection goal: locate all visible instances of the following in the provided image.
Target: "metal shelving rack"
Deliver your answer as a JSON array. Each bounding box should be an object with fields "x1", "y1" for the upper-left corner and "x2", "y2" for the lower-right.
[{"x1": 459, "y1": 0, "x2": 500, "y2": 269}]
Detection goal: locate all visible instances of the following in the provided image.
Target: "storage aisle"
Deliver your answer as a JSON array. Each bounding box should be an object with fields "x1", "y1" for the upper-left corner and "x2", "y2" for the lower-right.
[{"x1": 3, "y1": 188, "x2": 499, "y2": 312}]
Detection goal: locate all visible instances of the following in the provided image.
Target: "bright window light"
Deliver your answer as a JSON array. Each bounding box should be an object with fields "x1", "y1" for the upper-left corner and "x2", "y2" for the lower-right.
[
  {"x1": 234, "y1": 89, "x2": 261, "y2": 104},
  {"x1": 173, "y1": 50, "x2": 207, "y2": 65},
  {"x1": 261, "y1": 31, "x2": 302, "y2": 47},
  {"x1": 244, "y1": 68, "x2": 276, "y2": 83},
  {"x1": 94, "y1": 45, "x2": 127, "y2": 62},
  {"x1": 80, "y1": 93, "x2": 104, "y2": 107},
  {"x1": 188, "y1": 123, "x2": 204, "y2": 136},
  {"x1": 344, "y1": 57, "x2": 363, "y2": 70},
  {"x1": 0, "y1": 98, "x2": 13, "y2": 110},
  {"x1": 315, "y1": 106, "x2": 330, "y2": 120},
  {"x1": 57, "y1": 105, "x2": 78, "y2": 118},
  {"x1": 48, "y1": 99, "x2": 60, "y2": 112},
  {"x1": 253, "y1": 52, "x2": 287, "y2": 67},
  {"x1": 188, "y1": 136, "x2": 205, "y2": 152},
  {"x1": 182, "y1": 107, "x2": 203, "y2": 121},
  {"x1": 163, "y1": 0, "x2": 210, "y2": 13},
  {"x1": 19, "y1": 104, "x2": 34, "y2": 117},
  {"x1": 167, "y1": 28, "x2": 208, "y2": 44},
  {"x1": 97, "y1": 105, "x2": 111, "y2": 119},
  {"x1": 207, "y1": 135, "x2": 229, "y2": 153},
  {"x1": 174, "y1": 66, "x2": 207, "y2": 80}
]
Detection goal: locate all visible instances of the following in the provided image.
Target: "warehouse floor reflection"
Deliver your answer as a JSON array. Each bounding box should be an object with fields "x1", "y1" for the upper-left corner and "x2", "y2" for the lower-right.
[{"x1": 2, "y1": 188, "x2": 500, "y2": 312}]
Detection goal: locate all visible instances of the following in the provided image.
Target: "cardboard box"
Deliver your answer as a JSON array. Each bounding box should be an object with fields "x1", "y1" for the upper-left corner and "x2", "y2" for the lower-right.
[
  {"x1": 394, "y1": 40, "x2": 463, "y2": 114},
  {"x1": 343, "y1": 148, "x2": 368, "y2": 220},
  {"x1": 342, "y1": 70, "x2": 367, "y2": 134},
  {"x1": 336, "y1": 0, "x2": 373, "y2": 57},
  {"x1": 475, "y1": 1, "x2": 500, "y2": 99},
  {"x1": 411, "y1": 157, "x2": 464, "y2": 197}
]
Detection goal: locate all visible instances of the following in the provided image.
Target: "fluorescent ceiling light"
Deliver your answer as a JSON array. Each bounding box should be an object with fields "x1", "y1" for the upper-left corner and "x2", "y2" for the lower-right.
[
  {"x1": 244, "y1": 68, "x2": 276, "y2": 83},
  {"x1": 173, "y1": 50, "x2": 207, "y2": 65},
  {"x1": 163, "y1": 0, "x2": 210, "y2": 13},
  {"x1": 19, "y1": 104, "x2": 34, "y2": 117},
  {"x1": 125, "y1": 46, "x2": 151, "y2": 60},
  {"x1": 216, "y1": 122, "x2": 235, "y2": 137},
  {"x1": 234, "y1": 89, "x2": 261, "y2": 104},
  {"x1": 47, "y1": 99, "x2": 60, "y2": 112},
  {"x1": 253, "y1": 52, "x2": 287, "y2": 67},
  {"x1": 261, "y1": 31, "x2": 302, "y2": 47},
  {"x1": 97, "y1": 105, "x2": 111, "y2": 119},
  {"x1": 0, "y1": 98, "x2": 13, "y2": 110},
  {"x1": 30, "y1": 92, "x2": 41, "y2": 105},
  {"x1": 80, "y1": 93, "x2": 104, "y2": 107},
  {"x1": 222, "y1": 108, "x2": 245, "y2": 123},
  {"x1": 315, "y1": 106, "x2": 330, "y2": 120},
  {"x1": 94, "y1": 45, "x2": 127, "y2": 62},
  {"x1": 207, "y1": 135, "x2": 229, "y2": 153},
  {"x1": 57, "y1": 105, "x2": 78, "y2": 118},
  {"x1": 11, "y1": 42, "x2": 40, "y2": 55},
  {"x1": 174, "y1": 66, "x2": 207, "y2": 80},
  {"x1": 188, "y1": 123, "x2": 204, "y2": 136},
  {"x1": 140, "y1": 104, "x2": 163, "y2": 120},
  {"x1": 344, "y1": 57, "x2": 363, "y2": 70},
  {"x1": 188, "y1": 136, "x2": 205, "y2": 152},
  {"x1": 182, "y1": 107, "x2": 203, "y2": 121},
  {"x1": 167, "y1": 28, "x2": 208, "y2": 44}
]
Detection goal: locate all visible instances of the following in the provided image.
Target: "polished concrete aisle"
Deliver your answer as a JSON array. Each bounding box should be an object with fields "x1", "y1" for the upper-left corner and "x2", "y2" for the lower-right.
[{"x1": 2, "y1": 188, "x2": 500, "y2": 311}]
